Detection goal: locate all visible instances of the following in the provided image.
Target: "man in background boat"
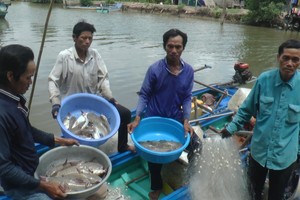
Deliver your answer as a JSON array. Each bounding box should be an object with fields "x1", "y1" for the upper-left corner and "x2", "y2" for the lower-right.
[
  {"x1": 221, "y1": 39, "x2": 300, "y2": 200},
  {"x1": 0, "y1": 44, "x2": 79, "y2": 200},
  {"x1": 127, "y1": 28, "x2": 202, "y2": 200},
  {"x1": 48, "y1": 20, "x2": 135, "y2": 153}
]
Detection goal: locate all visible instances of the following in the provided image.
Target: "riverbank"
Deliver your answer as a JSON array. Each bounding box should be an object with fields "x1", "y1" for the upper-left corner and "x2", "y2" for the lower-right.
[
  {"x1": 65, "y1": 0, "x2": 249, "y2": 24},
  {"x1": 120, "y1": 2, "x2": 248, "y2": 24}
]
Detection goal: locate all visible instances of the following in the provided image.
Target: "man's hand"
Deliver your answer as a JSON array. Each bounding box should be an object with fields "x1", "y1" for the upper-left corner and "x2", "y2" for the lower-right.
[
  {"x1": 127, "y1": 116, "x2": 140, "y2": 134},
  {"x1": 109, "y1": 98, "x2": 118, "y2": 105},
  {"x1": 220, "y1": 128, "x2": 232, "y2": 138},
  {"x1": 54, "y1": 137, "x2": 80, "y2": 146},
  {"x1": 39, "y1": 180, "x2": 67, "y2": 199},
  {"x1": 51, "y1": 104, "x2": 60, "y2": 119},
  {"x1": 183, "y1": 119, "x2": 194, "y2": 137}
]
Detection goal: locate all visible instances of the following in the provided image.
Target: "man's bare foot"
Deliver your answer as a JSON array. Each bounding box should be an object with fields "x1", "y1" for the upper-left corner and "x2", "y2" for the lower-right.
[
  {"x1": 148, "y1": 190, "x2": 161, "y2": 200},
  {"x1": 118, "y1": 145, "x2": 136, "y2": 153},
  {"x1": 127, "y1": 145, "x2": 136, "y2": 153}
]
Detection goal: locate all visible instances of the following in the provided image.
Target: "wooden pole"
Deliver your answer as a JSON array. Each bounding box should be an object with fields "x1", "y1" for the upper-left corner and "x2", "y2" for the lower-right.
[
  {"x1": 194, "y1": 80, "x2": 230, "y2": 96},
  {"x1": 220, "y1": 0, "x2": 227, "y2": 25},
  {"x1": 28, "y1": 0, "x2": 54, "y2": 114}
]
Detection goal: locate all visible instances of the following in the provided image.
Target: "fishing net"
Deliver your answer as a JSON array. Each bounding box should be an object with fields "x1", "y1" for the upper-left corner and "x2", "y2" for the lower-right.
[{"x1": 188, "y1": 134, "x2": 250, "y2": 200}]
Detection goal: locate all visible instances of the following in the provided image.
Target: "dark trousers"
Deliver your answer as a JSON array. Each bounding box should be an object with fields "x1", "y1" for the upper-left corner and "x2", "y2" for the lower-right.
[
  {"x1": 148, "y1": 133, "x2": 202, "y2": 190},
  {"x1": 248, "y1": 155, "x2": 296, "y2": 200},
  {"x1": 114, "y1": 103, "x2": 131, "y2": 152}
]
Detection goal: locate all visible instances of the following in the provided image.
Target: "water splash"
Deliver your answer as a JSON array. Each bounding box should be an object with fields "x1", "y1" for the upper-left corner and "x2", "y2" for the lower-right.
[{"x1": 188, "y1": 135, "x2": 250, "y2": 200}]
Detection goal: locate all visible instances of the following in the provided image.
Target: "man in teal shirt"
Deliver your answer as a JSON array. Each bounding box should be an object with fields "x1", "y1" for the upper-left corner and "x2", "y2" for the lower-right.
[{"x1": 221, "y1": 39, "x2": 300, "y2": 200}]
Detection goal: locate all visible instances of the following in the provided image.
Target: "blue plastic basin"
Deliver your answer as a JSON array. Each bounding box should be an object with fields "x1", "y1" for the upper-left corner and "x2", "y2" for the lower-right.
[
  {"x1": 131, "y1": 117, "x2": 190, "y2": 164},
  {"x1": 57, "y1": 93, "x2": 120, "y2": 147}
]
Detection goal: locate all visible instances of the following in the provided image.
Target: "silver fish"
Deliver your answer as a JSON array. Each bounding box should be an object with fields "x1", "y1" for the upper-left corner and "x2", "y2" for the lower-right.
[
  {"x1": 87, "y1": 112, "x2": 110, "y2": 137},
  {"x1": 45, "y1": 159, "x2": 79, "y2": 177},
  {"x1": 71, "y1": 111, "x2": 88, "y2": 130},
  {"x1": 77, "y1": 161, "x2": 107, "y2": 177},
  {"x1": 63, "y1": 113, "x2": 71, "y2": 129},
  {"x1": 43, "y1": 173, "x2": 100, "y2": 192},
  {"x1": 139, "y1": 140, "x2": 183, "y2": 152},
  {"x1": 99, "y1": 114, "x2": 111, "y2": 133},
  {"x1": 74, "y1": 126, "x2": 96, "y2": 138},
  {"x1": 54, "y1": 165, "x2": 81, "y2": 177}
]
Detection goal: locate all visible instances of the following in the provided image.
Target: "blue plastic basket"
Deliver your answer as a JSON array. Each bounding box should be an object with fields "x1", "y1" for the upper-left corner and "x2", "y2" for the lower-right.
[
  {"x1": 131, "y1": 117, "x2": 190, "y2": 164},
  {"x1": 57, "y1": 93, "x2": 120, "y2": 147}
]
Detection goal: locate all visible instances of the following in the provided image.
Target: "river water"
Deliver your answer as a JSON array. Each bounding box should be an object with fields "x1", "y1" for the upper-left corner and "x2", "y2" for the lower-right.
[{"x1": 1, "y1": 2, "x2": 300, "y2": 134}]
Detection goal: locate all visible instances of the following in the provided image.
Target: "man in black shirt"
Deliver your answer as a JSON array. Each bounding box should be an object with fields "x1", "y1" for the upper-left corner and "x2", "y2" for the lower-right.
[{"x1": 0, "y1": 44, "x2": 79, "y2": 200}]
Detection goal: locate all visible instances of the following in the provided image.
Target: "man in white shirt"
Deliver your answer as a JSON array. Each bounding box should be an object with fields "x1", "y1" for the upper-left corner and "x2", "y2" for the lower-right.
[{"x1": 48, "y1": 20, "x2": 134, "y2": 153}]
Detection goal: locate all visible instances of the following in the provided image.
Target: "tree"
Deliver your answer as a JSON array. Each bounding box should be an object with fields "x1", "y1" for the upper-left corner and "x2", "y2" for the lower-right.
[{"x1": 243, "y1": 0, "x2": 286, "y2": 26}]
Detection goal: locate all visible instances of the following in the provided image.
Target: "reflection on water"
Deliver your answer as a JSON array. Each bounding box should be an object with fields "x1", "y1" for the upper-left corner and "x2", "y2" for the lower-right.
[{"x1": 1, "y1": 2, "x2": 300, "y2": 134}]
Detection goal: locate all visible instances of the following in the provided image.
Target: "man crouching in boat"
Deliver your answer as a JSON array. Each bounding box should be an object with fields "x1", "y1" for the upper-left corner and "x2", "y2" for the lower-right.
[
  {"x1": 0, "y1": 44, "x2": 79, "y2": 200},
  {"x1": 127, "y1": 29, "x2": 202, "y2": 200},
  {"x1": 221, "y1": 39, "x2": 300, "y2": 200}
]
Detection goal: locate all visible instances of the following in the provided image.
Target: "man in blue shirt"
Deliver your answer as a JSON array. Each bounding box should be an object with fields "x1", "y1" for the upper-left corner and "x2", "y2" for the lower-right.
[
  {"x1": 127, "y1": 29, "x2": 202, "y2": 200},
  {"x1": 221, "y1": 39, "x2": 300, "y2": 200},
  {"x1": 0, "y1": 44, "x2": 79, "y2": 200}
]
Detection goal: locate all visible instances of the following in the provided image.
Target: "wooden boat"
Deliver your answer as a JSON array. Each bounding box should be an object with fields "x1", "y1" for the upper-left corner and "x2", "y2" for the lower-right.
[
  {"x1": 96, "y1": 3, "x2": 123, "y2": 13},
  {"x1": 107, "y1": 113, "x2": 237, "y2": 200},
  {"x1": 63, "y1": 2, "x2": 123, "y2": 13},
  {"x1": 0, "y1": 115, "x2": 235, "y2": 200},
  {"x1": 0, "y1": 84, "x2": 238, "y2": 200}
]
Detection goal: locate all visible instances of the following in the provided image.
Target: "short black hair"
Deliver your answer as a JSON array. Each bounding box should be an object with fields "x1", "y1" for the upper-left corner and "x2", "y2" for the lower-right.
[
  {"x1": 278, "y1": 39, "x2": 300, "y2": 56},
  {"x1": 72, "y1": 20, "x2": 96, "y2": 38},
  {"x1": 163, "y1": 29, "x2": 188, "y2": 50},
  {"x1": 0, "y1": 44, "x2": 34, "y2": 85}
]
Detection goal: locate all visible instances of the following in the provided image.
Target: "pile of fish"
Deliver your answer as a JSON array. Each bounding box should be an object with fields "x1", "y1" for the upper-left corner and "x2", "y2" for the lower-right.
[
  {"x1": 41, "y1": 159, "x2": 108, "y2": 192},
  {"x1": 139, "y1": 140, "x2": 183, "y2": 152},
  {"x1": 63, "y1": 111, "x2": 111, "y2": 139}
]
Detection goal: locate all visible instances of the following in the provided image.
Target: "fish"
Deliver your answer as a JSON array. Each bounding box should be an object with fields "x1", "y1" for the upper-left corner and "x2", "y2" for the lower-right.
[
  {"x1": 43, "y1": 159, "x2": 106, "y2": 193},
  {"x1": 69, "y1": 115, "x2": 77, "y2": 130},
  {"x1": 42, "y1": 173, "x2": 101, "y2": 192},
  {"x1": 45, "y1": 159, "x2": 80, "y2": 177},
  {"x1": 77, "y1": 161, "x2": 107, "y2": 177},
  {"x1": 63, "y1": 113, "x2": 71, "y2": 129},
  {"x1": 71, "y1": 111, "x2": 88, "y2": 130},
  {"x1": 63, "y1": 111, "x2": 111, "y2": 139},
  {"x1": 87, "y1": 112, "x2": 111, "y2": 138},
  {"x1": 139, "y1": 140, "x2": 183, "y2": 152},
  {"x1": 99, "y1": 114, "x2": 111, "y2": 133},
  {"x1": 73, "y1": 126, "x2": 96, "y2": 139},
  {"x1": 54, "y1": 165, "x2": 81, "y2": 177}
]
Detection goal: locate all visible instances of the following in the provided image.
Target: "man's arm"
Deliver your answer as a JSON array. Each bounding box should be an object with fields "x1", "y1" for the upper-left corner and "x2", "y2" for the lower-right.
[{"x1": 48, "y1": 52, "x2": 64, "y2": 106}]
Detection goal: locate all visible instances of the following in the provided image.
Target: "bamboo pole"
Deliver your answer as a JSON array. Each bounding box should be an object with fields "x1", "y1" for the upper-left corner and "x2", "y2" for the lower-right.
[{"x1": 28, "y1": 0, "x2": 54, "y2": 114}]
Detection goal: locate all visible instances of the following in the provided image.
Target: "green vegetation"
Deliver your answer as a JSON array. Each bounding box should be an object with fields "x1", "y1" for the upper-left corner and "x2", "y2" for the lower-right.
[
  {"x1": 32, "y1": 0, "x2": 289, "y2": 28},
  {"x1": 80, "y1": 0, "x2": 92, "y2": 6},
  {"x1": 177, "y1": 3, "x2": 185, "y2": 11},
  {"x1": 243, "y1": 0, "x2": 286, "y2": 26}
]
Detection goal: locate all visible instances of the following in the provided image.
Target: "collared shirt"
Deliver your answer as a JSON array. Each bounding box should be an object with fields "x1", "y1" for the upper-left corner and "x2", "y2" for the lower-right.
[
  {"x1": 136, "y1": 58, "x2": 194, "y2": 122},
  {"x1": 0, "y1": 89, "x2": 55, "y2": 190},
  {"x1": 48, "y1": 46, "x2": 113, "y2": 105},
  {"x1": 226, "y1": 69, "x2": 300, "y2": 170}
]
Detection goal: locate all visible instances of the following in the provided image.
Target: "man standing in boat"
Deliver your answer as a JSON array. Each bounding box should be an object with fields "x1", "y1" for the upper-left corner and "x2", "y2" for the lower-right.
[
  {"x1": 221, "y1": 39, "x2": 300, "y2": 200},
  {"x1": 0, "y1": 44, "x2": 79, "y2": 200},
  {"x1": 48, "y1": 20, "x2": 135, "y2": 153},
  {"x1": 127, "y1": 28, "x2": 202, "y2": 200}
]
